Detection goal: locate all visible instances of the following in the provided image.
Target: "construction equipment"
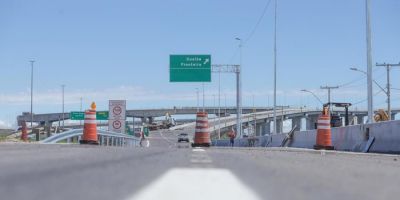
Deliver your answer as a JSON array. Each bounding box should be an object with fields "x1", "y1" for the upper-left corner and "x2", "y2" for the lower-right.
[
  {"x1": 374, "y1": 109, "x2": 389, "y2": 122},
  {"x1": 147, "y1": 113, "x2": 176, "y2": 131},
  {"x1": 324, "y1": 102, "x2": 352, "y2": 127}
]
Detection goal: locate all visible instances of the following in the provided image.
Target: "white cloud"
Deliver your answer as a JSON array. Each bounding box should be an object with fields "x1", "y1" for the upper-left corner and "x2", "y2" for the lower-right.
[{"x1": 0, "y1": 120, "x2": 12, "y2": 129}]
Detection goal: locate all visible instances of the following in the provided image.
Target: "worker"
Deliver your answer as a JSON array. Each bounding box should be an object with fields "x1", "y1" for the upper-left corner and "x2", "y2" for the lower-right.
[
  {"x1": 139, "y1": 131, "x2": 146, "y2": 147},
  {"x1": 228, "y1": 128, "x2": 236, "y2": 147}
]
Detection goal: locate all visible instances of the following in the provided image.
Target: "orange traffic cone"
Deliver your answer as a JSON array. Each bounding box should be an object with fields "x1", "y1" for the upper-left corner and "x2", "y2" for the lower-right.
[
  {"x1": 314, "y1": 107, "x2": 334, "y2": 150},
  {"x1": 21, "y1": 121, "x2": 28, "y2": 142},
  {"x1": 192, "y1": 112, "x2": 211, "y2": 147},
  {"x1": 80, "y1": 102, "x2": 99, "y2": 145}
]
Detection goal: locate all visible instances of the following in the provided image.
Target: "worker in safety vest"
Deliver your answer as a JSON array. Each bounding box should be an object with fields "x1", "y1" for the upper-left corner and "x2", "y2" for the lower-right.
[{"x1": 228, "y1": 128, "x2": 236, "y2": 147}]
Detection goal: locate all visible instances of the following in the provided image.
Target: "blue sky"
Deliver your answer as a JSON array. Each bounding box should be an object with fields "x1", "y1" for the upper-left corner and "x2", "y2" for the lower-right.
[{"x1": 1, "y1": 0, "x2": 399, "y2": 128}]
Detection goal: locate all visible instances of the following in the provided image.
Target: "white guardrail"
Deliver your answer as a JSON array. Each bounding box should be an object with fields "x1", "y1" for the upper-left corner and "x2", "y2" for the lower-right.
[
  {"x1": 171, "y1": 108, "x2": 310, "y2": 131},
  {"x1": 41, "y1": 129, "x2": 140, "y2": 147}
]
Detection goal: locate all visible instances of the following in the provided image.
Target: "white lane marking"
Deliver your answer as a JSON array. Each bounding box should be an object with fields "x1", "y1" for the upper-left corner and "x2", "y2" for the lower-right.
[
  {"x1": 190, "y1": 159, "x2": 213, "y2": 164},
  {"x1": 126, "y1": 168, "x2": 262, "y2": 200},
  {"x1": 192, "y1": 148, "x2": 205, "y2": 152}
]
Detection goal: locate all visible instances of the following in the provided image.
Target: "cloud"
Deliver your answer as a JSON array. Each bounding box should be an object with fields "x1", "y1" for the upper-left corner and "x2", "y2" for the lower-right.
[
  {"x1": 0, "y1": 120, "x2": 12, "y2": 129},
  {"x1": 0, "y1": 85, "x2": 369, "y2": 107}
]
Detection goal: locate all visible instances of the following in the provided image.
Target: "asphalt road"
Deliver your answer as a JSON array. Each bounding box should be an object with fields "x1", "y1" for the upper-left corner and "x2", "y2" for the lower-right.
[{"x1": 1, "y1": 130, "x2": 400, "y2": 200}]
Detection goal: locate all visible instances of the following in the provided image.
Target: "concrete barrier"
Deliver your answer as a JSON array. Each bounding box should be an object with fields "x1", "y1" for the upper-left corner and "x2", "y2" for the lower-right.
[{"x1": 212, "y1": 120, "x2": 400, "y2": 154}]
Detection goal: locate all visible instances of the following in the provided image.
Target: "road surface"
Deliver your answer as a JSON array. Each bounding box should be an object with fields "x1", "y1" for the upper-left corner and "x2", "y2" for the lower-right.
[{"x1": 1, "y1": 130, "x2": 399, "y2": 200}]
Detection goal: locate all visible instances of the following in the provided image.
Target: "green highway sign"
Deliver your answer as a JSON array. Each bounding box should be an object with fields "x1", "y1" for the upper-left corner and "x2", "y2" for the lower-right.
[
  {"x1": 70, "y1": 112, "x2": 85, "y2": 120},
  {"x1": 96, "y1": 111, "x2": 109, "y2": 120},
  {"x1": 69, "y1": 111, "x2": 109, "y2": 120},
  {"x1": 170, "y1": 55, "x2": 211, "y2": 82}
]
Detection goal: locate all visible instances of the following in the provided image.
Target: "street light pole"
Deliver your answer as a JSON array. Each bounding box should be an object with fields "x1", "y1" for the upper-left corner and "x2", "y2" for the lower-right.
[
  {"x1": 196, "y1": 88, "x2": 199, "y2": 112},
  {"x1": 376, "y1": 62, "x2": 400, "y2": 120},
  {"x1": 80, "y1": 97, "x2": 83, "y2": 126},
  {"x1": 235, "y1": 37, "x2": 243, "y2": 138},
  {"x1": 30, "y1": 60, "x2": 35, "y2": 129},
  {"x1": 300, "y1": 89, "x2": 323, "y2": 105},
  {"x1": 202, "y1": 83, "x2": 205, "y2": 112},
  {"x1": 218, "y1": 70, "x2": 221, "y2": 139},
  {"x1": 273, "y1": 0, "x2": 278, "y2": 134},
  {"x1": 366, "y1": 0, "x2": 374, "y2": 123},
  {"x1": 61, "y1": 85, "x2": 65, "y2": 130}
]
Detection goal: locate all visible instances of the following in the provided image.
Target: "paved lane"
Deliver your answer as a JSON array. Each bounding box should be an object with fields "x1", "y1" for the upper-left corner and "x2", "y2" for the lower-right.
[{"x1": 1, "y1": 130, "x2": 400, "y2": 200}]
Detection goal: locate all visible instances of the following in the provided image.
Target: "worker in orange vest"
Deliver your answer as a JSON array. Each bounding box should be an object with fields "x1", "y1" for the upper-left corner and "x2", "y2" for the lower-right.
[{"x1": 228, "y1": 128, "x2": 236, "y2": 147}]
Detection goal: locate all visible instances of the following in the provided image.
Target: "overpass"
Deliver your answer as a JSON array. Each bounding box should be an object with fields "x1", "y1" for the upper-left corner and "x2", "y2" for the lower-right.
[
  {"x1": 172, "y1": 108, "x2": 400, "y2": 137},
  {"x1": 17, "y1": 106, "x2": 286, "y2": 125}
]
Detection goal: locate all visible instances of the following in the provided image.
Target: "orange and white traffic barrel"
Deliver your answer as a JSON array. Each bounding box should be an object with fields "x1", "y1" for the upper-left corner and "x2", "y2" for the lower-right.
[
  {"x1": 80, "y1": 102, "x2": 99, "y2": 145},
  {"x1": 192, "y1": 112, "x2": 211, "y2": 147},
  {"x1": 20, "y1": 120, "x2": 28, "y2": 142},
  {"x1": 314, "y1": 107, "x2": 334, "y2": 150}
]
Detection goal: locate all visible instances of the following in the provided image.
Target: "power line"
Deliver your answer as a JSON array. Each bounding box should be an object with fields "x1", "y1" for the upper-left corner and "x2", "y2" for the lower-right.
[
  {"x1": 353, "y1": 89, "x2": 383, "y2": 106},
  {"x1": 244, "y1": 0, "x2": 273, "y2": 44},
  {"x1": 227, "y1": 0, "x2": 273, "y2": 63}
]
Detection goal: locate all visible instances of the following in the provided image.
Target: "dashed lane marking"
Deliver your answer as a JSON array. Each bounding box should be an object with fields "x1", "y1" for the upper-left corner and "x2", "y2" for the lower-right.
[{"x1": 126, "y1": 168, "x2": 262, "y2": 200}]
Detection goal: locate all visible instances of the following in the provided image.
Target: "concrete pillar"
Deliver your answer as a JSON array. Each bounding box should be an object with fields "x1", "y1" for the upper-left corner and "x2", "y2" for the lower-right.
[
  {"x1": 148, "y1": 117, "x2": 154, "y2": 124},
  {"x1": 356, "y1": 115, "x2": 365, "y2": 125},
  {"x1": 291, "y1": 117, "x2": 301, "y2": 132},
  {"x1": 306, "y1": 116, "x2": 318, "y2": 130},
  {"x1": 264, "y1": 121, "x2": 271, "y2": 135},
  {"x1": 141, "y1": 117, "x2": 147, "y2": 124},
  {"x1": 256, "y1": 124, "x2": 262, "y2": 136},
  {"x1": 391, "y1": 113, "x2": 396, "y2": 120},
  {"x1": 276, "y1": 119, "x2": 282, "y2": 134},
  {"x1": 45, "y1": 121, "x2": 52, "y2": 137}
]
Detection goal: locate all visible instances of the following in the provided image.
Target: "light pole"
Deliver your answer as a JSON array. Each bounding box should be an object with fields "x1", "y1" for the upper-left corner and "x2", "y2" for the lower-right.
[
  {"x1": 80, "y1": 97, "x2": 83, "y2": 126},
  {"x1": 366, "y1": 0, "x2": 374, "y2": 123},
  {"x1": 196, "y1": 88, "x2": 199, "y2": 112},
  {"x1": 235, "y1": 37, "x2": 243, "y2": 138},
  {"x1": 300, "y1": 89, "x2": 324, "y2": 105},
  {"x1": 202, "y1": 83, "x2": 205, "y2": 112},
  {"x1": 273, "y1": 0, "x2": 278, "y2": 134},
  {"x1": 218, "y1": 70, "x2": 221, "y2": 139},
  {"x1": 61, "y1": 85, "x2": 65, "y2": 129},
  {"x1": 376, "y1": 63, "x2": 400, "y2": 120},
  {"x1": 30, "y1": 60, "x2": 35, "y2": 129}
]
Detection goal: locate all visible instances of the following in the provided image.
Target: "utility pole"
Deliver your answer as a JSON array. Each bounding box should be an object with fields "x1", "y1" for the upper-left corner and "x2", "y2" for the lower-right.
[
  {"x1": 376, "y1": 62, "x2": 400, "y2": 120},
  {"x1": 366, "y1": 0, "x2": 374, "y2": 123},
  {"x1": 61, "y1": 85, "x2": 66, "y2": 130},
  {"x1": 273, "y1": 0, "x2": 278, "y2": 134},
  {"x1": 320, "y1": 86, "x2": 339, "y2": 105},
  {"x1": 30, "y1": 60, "x2": 35, "y2": 130}
]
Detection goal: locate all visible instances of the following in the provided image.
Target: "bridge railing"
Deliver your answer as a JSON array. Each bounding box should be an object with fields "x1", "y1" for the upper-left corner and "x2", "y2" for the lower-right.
[{"x1": 41, "y1": 129, "x2": 140, "y2": 147}]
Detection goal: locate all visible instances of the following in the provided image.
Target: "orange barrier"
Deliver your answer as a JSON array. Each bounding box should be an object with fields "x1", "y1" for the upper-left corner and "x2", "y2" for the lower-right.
[
  {"x1": 192, "y1": 112, "x2": 211, "y2": 147},
  {"x1": 21, "y1": 120, "x2": 28, "y2": 142},
  {"x1": 314, "y1": 107, "x2": 334, "y2": 150},
  {"x1": 80, "y1": 102, "x2": 99, "y2": 145}
]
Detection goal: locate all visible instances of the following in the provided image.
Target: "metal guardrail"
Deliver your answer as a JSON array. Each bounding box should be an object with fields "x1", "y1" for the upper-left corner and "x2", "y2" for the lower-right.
[{"x1": 41, "y1": 129, "x2": 140, "y2": 147}]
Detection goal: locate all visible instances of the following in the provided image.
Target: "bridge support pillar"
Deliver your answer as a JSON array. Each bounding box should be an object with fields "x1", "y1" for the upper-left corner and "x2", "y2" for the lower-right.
[
  {"x1": 45, "y1": 121, "x2": 52, "y2": 137},
  {"x1": 141, "y1": 117, "x2": 147, "y2": 124},
  {"x1": 275, "y1": 119, "x2": 282, "y2": 134},
  {"x1": 264, "y1": 121, "x2": 271, "y2": 135},
  {"x1": 306, "y1": 116, "x2": 318, "y2": 130},
  {"x1": 391, "y1": 113, "x2": 397, "y2": 120},
  {"x1": 291, "y1": 117, "x2": 301, "y2": 132},
  {"x1": 356, "y1": 115, "x2": 365, "y2": 125},
  {"x1": 148, "y1": 117, "x2": 154, "y2": 124}
]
